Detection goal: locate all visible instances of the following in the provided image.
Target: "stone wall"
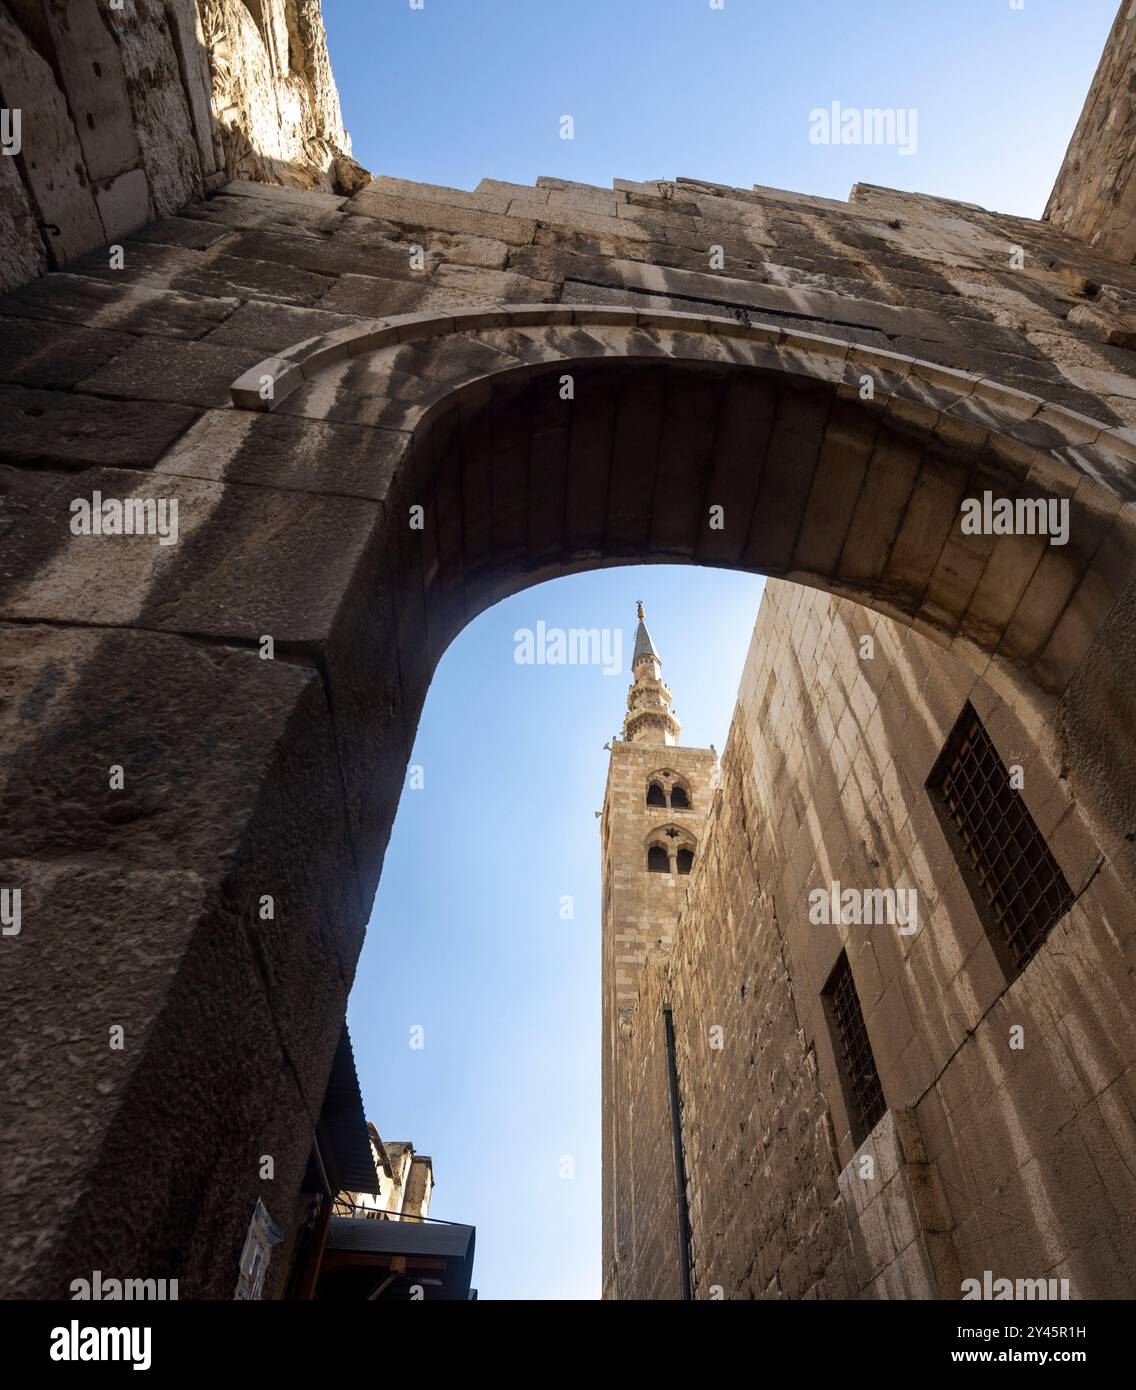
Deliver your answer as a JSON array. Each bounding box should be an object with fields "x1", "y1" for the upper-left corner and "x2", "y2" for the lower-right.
[
  {"x1": 199, "y1": 0, "x2": 368, "y2": 195},
  {"x1": 1046, "y1": 1, "x2": 1136, "y2": 262},
  {"x1": 0, "y1": 0, "x2": 366, "y2": 297},
  {"x1": 610, "y1": 579, "x2": 1136, "y2": 1299}
]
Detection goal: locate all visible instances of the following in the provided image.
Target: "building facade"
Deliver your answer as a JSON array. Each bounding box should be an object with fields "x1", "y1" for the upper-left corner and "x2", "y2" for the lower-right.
[
  {"x1": 334, "y1": 1128, "x2": 434, "y2": 1224},
  {"x1": 602, "y1": 581, "x2": 1135, "y2": 1299}
]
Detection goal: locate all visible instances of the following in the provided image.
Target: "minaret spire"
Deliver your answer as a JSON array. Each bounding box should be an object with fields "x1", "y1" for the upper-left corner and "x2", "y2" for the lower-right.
[{"x1": 622, "y1": 602, "x2": 680, "y2": 745}]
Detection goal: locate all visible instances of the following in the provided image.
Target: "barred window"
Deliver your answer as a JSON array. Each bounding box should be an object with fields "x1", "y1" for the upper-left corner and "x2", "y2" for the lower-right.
[
  {"x1": 822, "y1": 951, "x2": 886, "y2": 1149},
  {"x1": 928, "y1": 704, "x2": 1074, "y2": 980}
]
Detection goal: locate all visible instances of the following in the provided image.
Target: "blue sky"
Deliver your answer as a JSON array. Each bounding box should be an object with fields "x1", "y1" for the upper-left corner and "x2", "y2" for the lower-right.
[
  {"x1": 347, "y1": 569, "x2": 763, "y2": 1299},
  {"x1": 326, "y1": 0, "x2": 1115, "y2": 216},
  {"x1": 326, "y1": 0, "x2": 1117, "y2": 1298}
]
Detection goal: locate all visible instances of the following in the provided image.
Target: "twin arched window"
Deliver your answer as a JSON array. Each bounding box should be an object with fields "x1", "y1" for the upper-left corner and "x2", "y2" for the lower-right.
[
  {"x1": 646, "y1": 825, "x2": 696, "y2": 876},
  {"x1": 646, "y1": 771, "x2": 692, "y2": 812}
]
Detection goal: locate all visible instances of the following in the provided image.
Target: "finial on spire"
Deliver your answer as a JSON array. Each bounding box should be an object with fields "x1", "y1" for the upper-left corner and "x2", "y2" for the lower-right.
[{"x1": 636, "y1": 600, "x2": 644, "y2": 621}]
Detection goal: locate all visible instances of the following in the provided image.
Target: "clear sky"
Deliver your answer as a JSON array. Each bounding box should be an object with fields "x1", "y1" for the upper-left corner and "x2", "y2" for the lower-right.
[
  {"x1": 325, "y1": 0, "x2": 1116, "y2": 217},
  {"x1": 347, "y1": 568, "x2": 764, "y2": 1299},
  {"x1": 325, "y1": 0, "x2": 1118, "y2": 1299}
]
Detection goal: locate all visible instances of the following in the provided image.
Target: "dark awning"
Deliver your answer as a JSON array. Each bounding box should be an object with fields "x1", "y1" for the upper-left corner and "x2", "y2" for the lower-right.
[
  {"x1": 327, "y1": 1217, "x2": 475, "y2": 1262},
  {"x1": 324, "y1": 1217, "x2": 477, "y2": 1300},
  {"x1": 312, "y1": 1025, "x2": 382, "y2": 1197}
]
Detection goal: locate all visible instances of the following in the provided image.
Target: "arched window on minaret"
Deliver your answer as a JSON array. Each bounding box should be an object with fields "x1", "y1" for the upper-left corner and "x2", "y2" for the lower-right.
[
  {"x1": 645, "y1": 825, "x2": 697, "y2": 877},
  {"x1": 647, "y1": 845, "x2": 670, "y2": 873},
  {"x1": 645, "y1": 769, "x2": 692, "y2": 811}
]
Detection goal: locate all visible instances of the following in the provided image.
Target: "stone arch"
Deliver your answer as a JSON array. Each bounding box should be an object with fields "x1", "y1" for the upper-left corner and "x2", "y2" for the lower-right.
[
  {"x1": 6, "y1": 301, "x2": 1136, "y2": 1298},
  {"x1": 230, "y1": 302, "x2": 1136, "y2": 706},
  {"x1": 645, "y1": 768, "x2": 693, "y2": 812},
  {"x1": 220, "y1": 300, "x2": 1136, "y2": 865},
  {"x1": 644, "y1": 823, "x2": 698, "y2": 877}
]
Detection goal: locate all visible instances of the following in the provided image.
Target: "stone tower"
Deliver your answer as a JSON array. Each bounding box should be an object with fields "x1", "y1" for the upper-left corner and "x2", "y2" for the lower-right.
[{"x1": 599, "y1": 604, "x2": 717, "y2": 1296}]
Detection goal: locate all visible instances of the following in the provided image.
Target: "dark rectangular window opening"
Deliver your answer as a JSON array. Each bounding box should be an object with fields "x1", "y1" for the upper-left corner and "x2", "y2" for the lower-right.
[
  {"x1": 822, "y1": 951, "x2": 886, "y2": 1150},
  {"x1": 927, "y1": 703, "x2": 1074, "y2": 981}
]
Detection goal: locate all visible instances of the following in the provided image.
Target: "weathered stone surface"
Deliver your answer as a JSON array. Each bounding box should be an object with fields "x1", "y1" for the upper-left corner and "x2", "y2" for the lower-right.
[
  {"x1": 0, "y1": 385, "x2": 198, "y2": 468},
  {"x1": 1068, "y1": 284, "x2": 1136, "y2": 347},
  {"x1": 177, "y1": 190, "x2": 343, "y2": 241},
  {"x1": 131, "y1": 214, "x2": 236, "y2": 251},
  {"x1": 0, "y1": 316, "x2": 134, "y2": 390},
  {"x1": 0, "y1": 620, "x2": 363, "y2": 1297},
  {"x1": 312, "y1": 272, "x2": 445, "y2": 318},
  {"x1": 155, "y1": 407, "x2": 407, "y2": 501},
  {"x1": 199, "y1": 0, "x2": 364, "y2": 195},
  {"x1": 0, "y1": 6, "x2": 104, "y2": 267},
  {"x1": 166, "y1": 0, "x2": 217, "y2": 179},
  {"x1": 346, "y1": 187, "x2": 538, "y2": 246},
  {"x1": 0, "y1": 462, "x2": 383, "y2": 645},
  {"x1": 220, "y1": 177, "x2": 346, "y2": 211},
  {"x1": 0, "y1": 0, "x2": 368, "y2": 298},
  {"x1": 113, "y1": 0, "x2": 204, "y2": 217},
  {"x1": 38, "y1": 0, "x2": 142, "y2": 183},
  {"x1": 201, "y1": 298, "x2": 362, "y2": 354},
  {"x1": 0, "y1": 273, "x2": 240, "y2": 338},
  {"x1": 0, "y1": 142, "x2": 46, "y2": 292},
  {"x1": 80, "y1": 337, "x2": 263, "y2": 407},
  {"x1": 1046, "y1": 1, "x2": 1136, "y2": 260},
  {"x1": 368, "y1": 175, "x2": 511, "y2": 214},
  {"x1": 92, "y1": 168, "x2": 153, "y2": 245},
  {"x1": 69, "y1": 239, "x2": 336, "y2": 306},
  {"x1": 219, "y1": 224, "x2": 409, "y2": 280}
]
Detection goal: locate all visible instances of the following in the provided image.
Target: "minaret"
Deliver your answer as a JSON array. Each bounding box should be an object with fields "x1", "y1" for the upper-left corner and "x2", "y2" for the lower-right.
[
  {"x1": 599, "y1": 603, "x2": 717, "y2": 1299},
  {"x1": 623, "y1": 601, "x2": 681, "y2": 746}
]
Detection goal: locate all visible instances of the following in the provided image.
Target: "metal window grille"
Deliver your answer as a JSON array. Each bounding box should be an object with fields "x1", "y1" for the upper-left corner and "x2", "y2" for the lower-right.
[
  {"x1": 824, "y1": 952, "x2": 885, "y2": 1147},
  {"x1": 930, "y1": 705, "x2": 1073, "y2": 978}
]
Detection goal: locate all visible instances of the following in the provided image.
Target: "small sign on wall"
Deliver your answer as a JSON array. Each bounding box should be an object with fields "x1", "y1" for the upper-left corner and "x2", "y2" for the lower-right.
[{"x1": 235, "y1": 1199, "x2": 284, "y2": 1300}]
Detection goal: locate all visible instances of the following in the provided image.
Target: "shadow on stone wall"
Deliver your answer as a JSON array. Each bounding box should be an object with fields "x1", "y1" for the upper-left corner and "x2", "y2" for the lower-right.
[{"x1": 0, "y1": 0, "x2": 368, "y2": 296}]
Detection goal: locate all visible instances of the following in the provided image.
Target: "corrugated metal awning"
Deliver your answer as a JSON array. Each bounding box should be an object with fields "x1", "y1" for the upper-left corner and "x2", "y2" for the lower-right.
[{"x1": 314, "y1": 1025, "x2": 382, "y2": 1197}]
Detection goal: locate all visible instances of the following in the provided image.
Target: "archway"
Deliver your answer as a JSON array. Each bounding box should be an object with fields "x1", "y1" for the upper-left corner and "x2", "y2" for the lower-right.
[{"x1": 3, "y1": 303, "x2": 1134, "y2": 1297}]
